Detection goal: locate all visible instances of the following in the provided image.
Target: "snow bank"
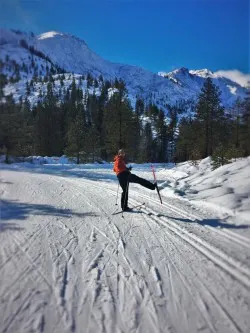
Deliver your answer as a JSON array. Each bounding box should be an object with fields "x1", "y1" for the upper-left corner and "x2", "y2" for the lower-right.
[
  {"x1": 159, "y1": 157, "x2": 250, "y2": 223},
  {"x1": 0, "y1": 155, "x2": 71, "y2": 164}
]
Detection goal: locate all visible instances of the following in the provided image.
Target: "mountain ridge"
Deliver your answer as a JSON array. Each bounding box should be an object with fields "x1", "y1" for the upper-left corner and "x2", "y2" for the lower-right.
[{"x1": 0, "y1": 28, "x2": 247, "y2": 109}]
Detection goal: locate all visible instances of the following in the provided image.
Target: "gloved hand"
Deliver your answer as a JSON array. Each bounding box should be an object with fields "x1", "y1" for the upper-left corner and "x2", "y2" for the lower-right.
[{"x1": 128, "y1": 165, "x2": 132, "y2": 171}]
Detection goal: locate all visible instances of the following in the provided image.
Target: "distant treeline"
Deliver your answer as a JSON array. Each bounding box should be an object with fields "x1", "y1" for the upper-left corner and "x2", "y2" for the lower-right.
[{"x1": 0, "y1": 73, "x2": 249, "y2": 167}]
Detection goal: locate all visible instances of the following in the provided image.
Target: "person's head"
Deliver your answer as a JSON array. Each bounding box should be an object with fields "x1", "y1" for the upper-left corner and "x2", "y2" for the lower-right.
[{"x1": 118, "y1": 148, "x2": 125, "y2": 157}]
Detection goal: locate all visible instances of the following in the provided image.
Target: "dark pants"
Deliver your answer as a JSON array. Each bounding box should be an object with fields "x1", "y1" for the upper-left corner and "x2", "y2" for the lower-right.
[{"x1": 117, "y1": 171, "x2": 155, "y2": 209}]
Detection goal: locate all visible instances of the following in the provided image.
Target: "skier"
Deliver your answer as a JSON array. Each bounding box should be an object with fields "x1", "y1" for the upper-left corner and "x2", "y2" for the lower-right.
[{"x1": 113, "y1": 149, "x2": 156, "y2": 211}]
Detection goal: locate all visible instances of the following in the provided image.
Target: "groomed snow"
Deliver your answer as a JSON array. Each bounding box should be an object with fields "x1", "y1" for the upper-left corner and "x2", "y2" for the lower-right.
[{"x1": 0, "y1": 157, "x2": 249, "y2": 333}]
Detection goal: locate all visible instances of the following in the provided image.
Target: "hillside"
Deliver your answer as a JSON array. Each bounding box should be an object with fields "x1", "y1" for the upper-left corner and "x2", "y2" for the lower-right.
[{"x1": 0, "y1": 28, "x2": 247, "y2": 110}]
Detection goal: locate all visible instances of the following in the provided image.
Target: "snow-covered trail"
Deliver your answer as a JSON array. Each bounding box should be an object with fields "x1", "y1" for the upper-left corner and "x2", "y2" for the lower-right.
[{"x1": 1, "y1": 166, "x2": 249, "y2": 333}]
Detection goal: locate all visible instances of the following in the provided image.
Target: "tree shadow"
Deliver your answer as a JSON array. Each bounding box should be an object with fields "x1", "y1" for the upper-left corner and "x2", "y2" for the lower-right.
[
  {"x1": 0, "y1": 222, "x2": 24, "y2": 232},
  {"x1": 0, "y1": 164, "x2": 117, "y2": 182},
  {"x1": 0, "y1": 180, "x2": 13, "y2": 185},
  {"x1": 159, "y1": 214, "x2": 250, "y2": 229},
  {"x1": 1, "y1": 163, "x2": 166, "y2": 183},
  {"x1": 0, "y1": 199, "x2": 99, "y2": 232},
  {"x1": 198, "y1": 218, "x2": 250, "y2": 229}
]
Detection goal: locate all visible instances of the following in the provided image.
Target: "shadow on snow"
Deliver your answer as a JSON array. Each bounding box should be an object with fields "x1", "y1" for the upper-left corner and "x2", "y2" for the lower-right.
[
  {"x1": 0, "y1": 163, "x2": 117, "y2": 182},
  {"x1": 159, "y1": 214, "x2": 250, "y2": 229},
  {"x1": 0, "y1": 164, "x2": 168, "y2": 183},
  {"x1": 0, "y1": 222, "x2": 24, "y2": 232},
  {"x1": 0, "y1": 199, "x2": 99, "y2": 232}
]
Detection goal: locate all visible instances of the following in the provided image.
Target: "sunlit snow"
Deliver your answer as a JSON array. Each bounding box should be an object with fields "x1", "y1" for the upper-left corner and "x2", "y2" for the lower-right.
[
  {"x1": 1, "y1": 157, "x2": 249, "y2": 332},
  {"x1": 38, "y1": 31, "x2": 64, "y2": 40}
]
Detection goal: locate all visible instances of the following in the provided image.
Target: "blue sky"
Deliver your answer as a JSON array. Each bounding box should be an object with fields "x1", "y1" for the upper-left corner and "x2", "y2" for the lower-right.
[{"x1": 0, "y1": 0, "x2": 249, "y2": 74}]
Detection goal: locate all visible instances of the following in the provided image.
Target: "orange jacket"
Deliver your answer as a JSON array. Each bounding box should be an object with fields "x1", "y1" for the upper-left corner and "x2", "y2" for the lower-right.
[{"x1": 113, "y1": 155, "x2": 127, "y2": 175}]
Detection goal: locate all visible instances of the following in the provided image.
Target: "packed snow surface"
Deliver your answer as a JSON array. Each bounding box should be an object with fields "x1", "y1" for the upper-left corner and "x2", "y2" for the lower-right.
[{"x1": 1, "y1": 158, "x2": 250, "y2": 333}]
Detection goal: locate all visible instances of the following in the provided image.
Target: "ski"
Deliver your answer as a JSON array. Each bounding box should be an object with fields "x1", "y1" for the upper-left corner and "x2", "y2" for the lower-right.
[
  {"x1": 112, "y1": 202, "x2": 145, "y2": 215},
  {"x1": 151, "y1": 165, "x2": 163, "y2": 204}
]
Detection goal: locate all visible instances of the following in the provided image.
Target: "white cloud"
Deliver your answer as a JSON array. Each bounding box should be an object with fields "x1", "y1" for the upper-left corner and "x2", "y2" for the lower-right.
[{"x1": 215, "y1": 70, "x2": 250, "y2": 88}]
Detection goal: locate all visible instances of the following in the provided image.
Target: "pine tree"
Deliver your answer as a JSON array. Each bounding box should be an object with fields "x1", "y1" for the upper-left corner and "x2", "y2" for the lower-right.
[
  {"x1": 86, "y1": 73, "x2": 93, "y2": 88},
  {"x1": 175, "y1": 118, "x2": 202, "y2": 162},
  {"x1": 70, "y1": 77, "x2": 77, "y2": 104},
  {"x1": 133, "y1": 98, "x2": 144, "y2": 161},
  {"x1": 0, "y1": 96, "x2": 25, "y2": 162},
  {"x1": 103, "y1": 82, "x2": 134, "y2": 159},
  {"x1": 0, "y1": 74, "x2": 8, "y2": 98},
  {"x1": 38, "y1": 88, "x2": 43, "y2": 99},
  {"x1": 195, "y1": 78, "x2": 225, "y2": 157},
  {"x1": 146, "y1": 103, "x2": 159, "y2": 119},
  {"x1": 17, "y1": 97, "x2": 34, "y2": 156},
  {"x1": 66, "y1": 109, "x2": 86, "y2": 164},
  {"x1": 135, "y1": 98, "x2": 145, "y2": 116},
  {"x1": 60, "y1": 74, "x2": 64, "y2": 87},
  {"x1": 98, "y1": 84, "x2": 109, "y2": 159},
  {"x1": 143, "y1": 122, "x2": 154, "y2": 162},
  {"x1": 26, "y1": 81, "x2": 31, "y2": 96},
  {"x1": 84, "y1": 125, "x2": 100, "y2": 162},
  {"x1": 240, "y1": 88, "x2": 250, "y2": 156},
  {"x1": 85, "y1": 93, "x2": 102, "y2": 159},
  {"x1": 167, "y1": 107, "x2": 178, "y2": 162},
  {"x1": 94, "y1": 79, "x2": 99, "y2": 88},
  {"x1": 211, "y1": 143, "x2": 230, "y2": 169},
  {"x1": 33, "y1": 83, "x2": 63, "y2": 156},
  {"x1": 155, "y1": 110, "x2": 168, "y2": 162},
  {"x1": 230, "y1": 97, "x2": 245, "y2": 149}
]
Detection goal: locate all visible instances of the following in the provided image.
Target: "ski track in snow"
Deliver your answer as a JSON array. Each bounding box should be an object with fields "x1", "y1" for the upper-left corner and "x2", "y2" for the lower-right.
[{"x1": 0, "y1": 168, "x2": 249, "y2": 333}]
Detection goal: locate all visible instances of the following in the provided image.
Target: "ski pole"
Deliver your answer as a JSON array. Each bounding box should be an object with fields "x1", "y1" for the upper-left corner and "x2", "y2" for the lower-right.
[
  {"x1": 115, "y1": 182, "x2": 119, "y2": 205},
  {"x1": 151, "y1": 164, "x2": 157, "y2": 182}
]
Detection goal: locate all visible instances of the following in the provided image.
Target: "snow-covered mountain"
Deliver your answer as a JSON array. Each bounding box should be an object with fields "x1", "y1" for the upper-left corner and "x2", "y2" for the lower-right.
[{"x1": 0, "y1": 28, "x2": 247, "y2": 109}]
